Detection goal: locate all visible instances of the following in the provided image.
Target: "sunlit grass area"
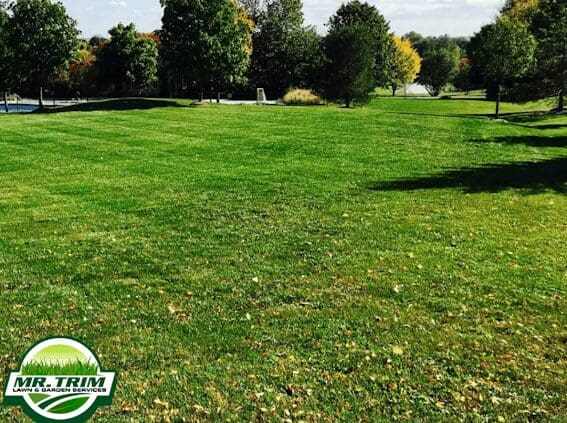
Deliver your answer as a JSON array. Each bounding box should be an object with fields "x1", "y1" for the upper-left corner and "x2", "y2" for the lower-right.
[{"x1": 0, "y1": 98, "x2": 565, "y2": 421}]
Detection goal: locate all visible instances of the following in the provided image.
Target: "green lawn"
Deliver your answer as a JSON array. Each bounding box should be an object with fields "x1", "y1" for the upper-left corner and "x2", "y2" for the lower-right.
[{"x1": 0, "y1": 98, "x2": 565, "y2": 421}]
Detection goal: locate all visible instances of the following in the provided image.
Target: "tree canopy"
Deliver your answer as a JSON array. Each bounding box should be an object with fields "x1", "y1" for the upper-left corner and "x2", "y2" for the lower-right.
[
  {"x1": 160, "y1": 0, "x2": 253, "y2": 99},
  {"x1": 5, "y1": 0, "x2": 79, "y2": 107},
  {"x1": 248, "y1": 0, "x2": 324, "y2": 97},
  {"x1": 417, "y1": 48, "x2": 460, "y2": 96},
  {"x1": 501, "y1": 0, "x2": 540, "y2": 24},
  {"x1": 95, "y1": 23, "x2": 158, "y2": 96},
  {"x1": 0, "y1": 2, "x2": 8, "y2": 110},
  {"x1": 324, "y1": 25, "x2": 375, "y2": 108},
  {"x1": 470, "y1": 19, "x2": 536, "y2": 117},
  {"x1": 389, "y1": 36, "x2": 421, "y2": 96},
  {"x1": 328, "y1": 1, "x2": 395, "y2": 88},
  {"x1": 530, "y1": 0, "x2": 566, "y2": 110}
]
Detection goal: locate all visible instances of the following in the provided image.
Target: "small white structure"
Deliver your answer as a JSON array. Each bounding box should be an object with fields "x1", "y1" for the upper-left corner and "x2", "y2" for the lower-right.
[
  {"x1": 404, "y1": 83, "x2": 429, "y2": 96},
  {"x1": 257, "y1": 88, "x2": 267, "y2": 104}
]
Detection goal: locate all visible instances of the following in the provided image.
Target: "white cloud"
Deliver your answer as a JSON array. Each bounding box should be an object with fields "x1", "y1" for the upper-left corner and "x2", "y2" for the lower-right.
[{"x1": 109, "y1": 0, "x2": 128, "y2": 8}]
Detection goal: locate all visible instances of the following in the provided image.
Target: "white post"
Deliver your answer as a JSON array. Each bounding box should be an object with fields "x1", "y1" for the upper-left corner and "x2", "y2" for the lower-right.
[{"x1": 257, "y1": 88, "x2": 267, "y2": 104}]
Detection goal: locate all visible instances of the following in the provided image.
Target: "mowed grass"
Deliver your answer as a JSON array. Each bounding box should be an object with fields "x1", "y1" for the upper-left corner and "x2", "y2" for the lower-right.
[{"x1": 0, "y1": 98, "x2": 565, "y2": 421}]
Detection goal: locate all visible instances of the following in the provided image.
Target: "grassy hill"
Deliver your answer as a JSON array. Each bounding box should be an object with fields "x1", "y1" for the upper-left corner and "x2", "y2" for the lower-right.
[{"x1": 0, "y1": 98, "x2": 565, "y2": 421}]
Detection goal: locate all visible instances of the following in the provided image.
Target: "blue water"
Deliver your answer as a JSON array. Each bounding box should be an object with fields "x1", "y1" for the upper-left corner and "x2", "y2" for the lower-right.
[{"x1": 0, "y1": 104, "x2": 39, "y2": 113}]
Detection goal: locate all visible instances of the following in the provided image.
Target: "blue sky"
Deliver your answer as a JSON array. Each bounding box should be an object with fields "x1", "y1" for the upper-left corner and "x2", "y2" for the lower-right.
[{"x1": 59, "y1": 0, "x2": 504, "y2": 38}]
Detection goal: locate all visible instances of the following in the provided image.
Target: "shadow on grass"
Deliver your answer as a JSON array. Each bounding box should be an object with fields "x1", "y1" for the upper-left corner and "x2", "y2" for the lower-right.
[
  {"x1": 530, "y1": 124, "x2": 567, "y2": 130},
  {"x1": 370, "y1": 158, "x2": 567, "y2": 194},
  {"x1": 36, "y1": 98, "x2": 193, "y2": 114},
  {"x1": 470, "y1": 135, "x2": 567, "y2": 148},
  {"x1": 388, "y1": 110, "x2": 564, "y2": 123}
]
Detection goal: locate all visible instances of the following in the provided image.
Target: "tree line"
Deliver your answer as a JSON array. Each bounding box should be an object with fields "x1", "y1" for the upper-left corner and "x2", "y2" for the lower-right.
[{"x1": 0, "y1": 0, "x2": 564, "y2": 113}]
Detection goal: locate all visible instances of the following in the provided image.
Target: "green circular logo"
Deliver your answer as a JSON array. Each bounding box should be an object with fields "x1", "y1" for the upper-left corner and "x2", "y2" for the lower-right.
[{"x1": 3, "y1": 338, "x2": 117, "y2": 422}]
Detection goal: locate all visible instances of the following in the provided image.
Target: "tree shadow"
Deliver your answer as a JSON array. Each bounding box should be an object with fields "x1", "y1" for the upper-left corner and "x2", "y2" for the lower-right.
[
  {"x1": 36, "y1": 98, "x2": 194, "y2": 114},
  {"x1": 470, "y1": 135, "x2": 567, "y2": 148},
  {"x1": 504, "y1": 111, "x2": 564, "y2": 123},
  {"x1": 387, "y1": 110, "x2": 564, "y2": 123},
  {"x1": 528, "y1": 124, "x2": 567, "y2": 131},
  {"x1": 370, "y1": 158, "x2": 567, "y2": 194}
]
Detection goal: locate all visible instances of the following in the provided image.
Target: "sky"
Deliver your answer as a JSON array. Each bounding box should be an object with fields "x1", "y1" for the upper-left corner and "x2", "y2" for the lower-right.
[{"x1": 59, "y1": 0, "x2": 505, "y2": 39}]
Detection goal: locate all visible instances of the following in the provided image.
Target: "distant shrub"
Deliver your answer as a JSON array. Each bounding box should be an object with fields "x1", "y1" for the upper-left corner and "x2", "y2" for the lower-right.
[{"x1": 282, "y1": 89, "x2": 324, "y2": 106}]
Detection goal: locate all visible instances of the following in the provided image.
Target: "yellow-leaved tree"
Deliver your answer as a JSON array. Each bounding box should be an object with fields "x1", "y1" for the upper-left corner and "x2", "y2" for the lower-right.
[
  {"x1": 500, "y1": 0, "x2": 540, "y2": 24},
  {"x1": 389, "y1": 36, "x2": 421, "y2": 96}
]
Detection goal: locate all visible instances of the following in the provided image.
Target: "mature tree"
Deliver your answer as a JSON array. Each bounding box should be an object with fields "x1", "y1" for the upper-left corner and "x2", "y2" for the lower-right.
[
  {"x1": 417, "y1": 48, "x2": 460, "y2": 96},
  {"x1": 470, "y1": 19, "x2": 536, "y2": 118},
  {"x1": 5, "y1": 0, "x2": 79, "y2": 108},
  {"x1": 389, "y1": 36, "x2": 421, "y2": 96},
  {"x1": 239, "y1": 0, "x2": 263, "y2": 20},
  {"x1": 89, "y1": 35, "x2": 108, "y2": 48},
  {"x1": 95, "y1": 23, "x2": 158, "y2": 96},
  {"x1": 160, "y1": 0, "x2": 253, "y2": 101},
  {"x1": 403, "y1": 31, "x2": 424, "y2": 49},
  {"x1": 0, "y1": 2, "x2": 9, "y2": 111},
  {"x1": 69, "y1": 54, "x2": 96, "y2": 98},
  {"x1": 323, "y1": 25, "x2": 375, "y2": 108},
  {"x1": 501, "y1": 0, "x2": 540, "y2": 24},
  {"x1": 328, "y1": 1, "x2": 395, "y2": 88},
  {"x1": 249, "y1": 0, "x2": 324, "y2": 97},
  {"x1": 530, "y1": 0, "x2": 566, "y2": 111},
  {"x1": 405, "y1": 33, "x2": 463, "y2": 59},
  {"x1": 452, "y1": 58, "x2": 476, "y2": 94}
]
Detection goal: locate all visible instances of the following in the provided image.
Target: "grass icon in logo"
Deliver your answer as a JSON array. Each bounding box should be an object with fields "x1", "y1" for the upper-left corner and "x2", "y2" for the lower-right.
[{"x1": 3, "y1": 338, "x2": 117, "y2": 422}]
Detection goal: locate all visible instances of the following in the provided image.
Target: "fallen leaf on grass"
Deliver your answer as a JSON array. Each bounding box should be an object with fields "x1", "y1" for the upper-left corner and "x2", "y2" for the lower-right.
[{"x1": 392, "y1": 346, "x2": 404, "y2": 356}]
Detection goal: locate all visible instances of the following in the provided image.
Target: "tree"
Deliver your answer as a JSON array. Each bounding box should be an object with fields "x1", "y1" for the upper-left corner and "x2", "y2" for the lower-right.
[
  {"x1": 328, "y1": 1, "x2": 395, "y2": 88},
  {"x1": 95, "y1": 23, "x2": 158, "y2": 96},
  {"x1": 89, "y1": 35, "x2": 108, "y2": 48},
  {"x1": 470, "y1": 19, "x2": 536, "y2": 118},
  {"x1": 239, "y1": 0, "x2": 265, "y2": 21},
  {"x1": 249, "y1": 0, "x2": 324, "y2": 98},
  {"x1": 530, "y1": 0, "x2": 566, "y2": 111},
  {"x1": 452, "y1": 58, "x2": 476, "y2": 94},
  {"x1": 501, "y1": 0, "x2": 540, "y2": 24},
  {"x1": 323, "y1": 25, "x2": 375, "y2": 108},
  {"x1": 160, "y1": 0, "x2": 253, "y2": 101},
  {"x1": 0, "y1": 2, "x2": 9, "y2": 111},
  {"x1": 5, "y1": 0, "x2": 79, "y2": 108},
  {"x1": 404, "y1": 33, "x2": 464, "y2": 59},
  {"x1": 389, "y1": 36, "x2": 421, "y2": 96},
  {"x1": 417, "y1": 48, "x2": 460, "y2": 96}
]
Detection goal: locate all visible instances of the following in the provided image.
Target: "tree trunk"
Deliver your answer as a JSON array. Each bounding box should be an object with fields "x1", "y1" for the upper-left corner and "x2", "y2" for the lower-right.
[
  {"x1": 392, "y1": 85, "x2": 397, "y2": 97},
  {"x1": 39, "y1": 85, "x2": 44, "y2": 109},
  {"x1": 495, "y1": 84, "x2": 501, "y2": 119},
  {"x1": 345, "y1": 98, "x2": 351, "y2": 108},
  {"x1": 217, "y1": 91, "x2": 220, "y2": 103},
  {"x1": 558, "y1": 89, "x2": 564, "y2": 112},
  {"x1": 2, "y1": 91, "x2": 8, "y2": 113}
]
